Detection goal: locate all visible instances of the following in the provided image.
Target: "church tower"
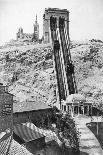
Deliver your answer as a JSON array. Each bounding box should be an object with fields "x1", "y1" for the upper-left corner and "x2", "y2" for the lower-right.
[{"x1": 33, "y1": 14, "x2": 39, "y2": 41}]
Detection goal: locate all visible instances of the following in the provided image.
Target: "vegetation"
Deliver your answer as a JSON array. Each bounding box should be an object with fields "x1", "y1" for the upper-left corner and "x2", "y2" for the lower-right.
[
  {"x1": 56, "y1": 113, "x2": 80, "y2": 152},
  {"x1": 5, "y1": 54, "x2": 10, "y2": 62},
  {"x1": 31, "y1": 107, "x2": 80, "y2": 153},
  {"x1": 1, "y1": 40, "x2": 103, "y2": 112}
]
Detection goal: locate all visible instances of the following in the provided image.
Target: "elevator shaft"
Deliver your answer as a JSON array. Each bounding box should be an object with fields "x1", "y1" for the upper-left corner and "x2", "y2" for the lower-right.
[{"x1": 50, "y1": 16, "x2": 77, "y2": 103}]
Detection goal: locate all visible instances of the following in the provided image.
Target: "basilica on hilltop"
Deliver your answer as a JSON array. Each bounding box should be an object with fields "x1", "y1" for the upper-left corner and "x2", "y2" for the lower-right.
[{"x1": 16, "y1": 15, "x2": 39, "y2": 42}]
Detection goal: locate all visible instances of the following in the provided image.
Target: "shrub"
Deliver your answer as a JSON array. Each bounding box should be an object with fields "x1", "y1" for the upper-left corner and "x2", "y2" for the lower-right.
[
  {"x1": 5, "y1": 54, "x2": 10, "y2": 62},
  {"x1": 59, "y1": 114, "x2": 80, "y2": 151},
  {"x1": 31, "y1": 108, "x2": 80, "y2": 152}
]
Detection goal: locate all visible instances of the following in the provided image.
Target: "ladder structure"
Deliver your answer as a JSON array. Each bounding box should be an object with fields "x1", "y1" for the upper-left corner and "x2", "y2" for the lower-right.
[{"x1": 43, "y1": 8, "x2": 77, "y2": 109}]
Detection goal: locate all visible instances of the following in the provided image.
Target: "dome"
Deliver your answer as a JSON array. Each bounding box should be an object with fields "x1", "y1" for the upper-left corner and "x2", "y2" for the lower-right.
[{"x1": 66, "y1": 94, "x2": 86, "y2": 103}]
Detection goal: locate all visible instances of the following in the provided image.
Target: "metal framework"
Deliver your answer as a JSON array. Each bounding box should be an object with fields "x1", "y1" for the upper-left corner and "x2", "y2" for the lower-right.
[{"x1": 50, "y1": 15, "x2": 77, "y2": 106}]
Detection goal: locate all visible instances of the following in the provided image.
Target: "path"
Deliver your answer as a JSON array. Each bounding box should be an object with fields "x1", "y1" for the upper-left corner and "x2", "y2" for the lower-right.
[{"x1": 74, "y1": 115, "x2": 103, "y2": 155}]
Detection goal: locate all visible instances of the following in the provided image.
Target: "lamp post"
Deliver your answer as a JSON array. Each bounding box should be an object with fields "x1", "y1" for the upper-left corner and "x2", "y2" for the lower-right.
[
  {"x1": 97, "y1": 117, "x2": 98, "y2": 136},
  {"x1": 97, "y1": 111, "x2": 99, "y2": 136}
]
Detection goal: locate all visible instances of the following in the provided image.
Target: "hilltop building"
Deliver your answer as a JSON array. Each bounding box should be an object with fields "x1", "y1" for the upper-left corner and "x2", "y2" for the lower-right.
[
  {"x1": 16, "y1": 28, "x2": 33, "y2": 42},
  {"x1": 16, "y1": 15, "x2": 39, "y2": 42}
]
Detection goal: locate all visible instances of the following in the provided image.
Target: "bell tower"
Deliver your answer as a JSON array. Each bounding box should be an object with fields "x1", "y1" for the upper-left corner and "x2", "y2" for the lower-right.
[{"x1": 33, "y1": 14, "x2": 39, "y2": 41}]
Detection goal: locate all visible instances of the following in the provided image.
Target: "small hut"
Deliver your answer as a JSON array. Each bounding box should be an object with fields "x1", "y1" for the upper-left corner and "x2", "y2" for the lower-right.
[{"x1": 61, "y1": 94, "x2": 92, "y2": 116}]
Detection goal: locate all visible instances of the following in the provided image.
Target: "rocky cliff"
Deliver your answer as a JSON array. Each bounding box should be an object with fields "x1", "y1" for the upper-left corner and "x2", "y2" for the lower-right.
[{"x1": 0, "y1": 39, "x2": 103, "y2": 111}]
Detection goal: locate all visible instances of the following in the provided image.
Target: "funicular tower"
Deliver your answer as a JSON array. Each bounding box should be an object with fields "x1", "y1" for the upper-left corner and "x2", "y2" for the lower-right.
[{"x1": 43, "y1": 8, "x2": 77, "y2": 111}]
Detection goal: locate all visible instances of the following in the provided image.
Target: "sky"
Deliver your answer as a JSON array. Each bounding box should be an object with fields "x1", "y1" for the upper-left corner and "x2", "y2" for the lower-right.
[{"x1": 0, "y1": 0, "x2": 103, "y2": 45}]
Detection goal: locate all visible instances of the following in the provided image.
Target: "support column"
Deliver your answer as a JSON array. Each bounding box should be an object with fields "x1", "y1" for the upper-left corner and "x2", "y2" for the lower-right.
[
  {"x1": 71, "y1": 105, "x2": 74, "y2": 117},
  {"x1": 83, "y1": 105, "x2": 84, "y2": 115},
  {"x1": 78, "y1": 104, "x2": 79, "y2": 115},
  {"x1": 70, "y1": 105, "x2": 72, "y2": 115},
  {"x1": 73, "y1": 106, "x2": 74, "y2": 117},
  {"x1": 91, "y1": 105, "x2": 92, "y2": 116},
  {"x1": 62, "y1": 105, "x2": 63, "y2": 111},
  {"x1": 73, "y1": 106, "x2": 75, "y2": 115},
  {"x1": 66, "y1": 105, "x2": 67, "y2": 112},
  {"x1": 88, "y1": 105, "x2": 89, "y2": 116},
  {"x1": 76, "y1": 106, "x2": 77, "y2": 115}
]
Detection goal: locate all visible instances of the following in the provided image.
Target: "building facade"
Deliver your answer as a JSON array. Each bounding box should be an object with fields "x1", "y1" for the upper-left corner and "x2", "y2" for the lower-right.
[
  {"x1": 43, "y1": 8, "x2": 69, "y2": 43},
  {"x1": 16, "y1": 27, "x2": 33, "y2": 42},
  {"x1": 0, "y1": 83, "x2": 13, "y2": 154},
  {"x1": 16, "y1": 15, "x2": 39, "y2": 42},
  {"x1": 61, "y1": 94, "x2": 93, "y2": 117},
  {"x1": 0, "y1": 83, "x2": 13, "y2": 135}
]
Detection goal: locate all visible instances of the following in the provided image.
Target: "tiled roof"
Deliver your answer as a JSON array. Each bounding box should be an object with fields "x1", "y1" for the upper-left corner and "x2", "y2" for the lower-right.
[
  {"x1": 0, "y1": 135, "x2": 33, "y2": 155},
  {"x1": 8, "y1": 139, "x2": 33, "y2": 155},
  {"x1": 13, "y1": 100, "x2": 52, "y2": 113},
  {"x1": 14, "y1": 123, "x2": 44, "y2": 143},
  {"x1": 0, "y1": 135, "x2": 12, "y2": 155}
]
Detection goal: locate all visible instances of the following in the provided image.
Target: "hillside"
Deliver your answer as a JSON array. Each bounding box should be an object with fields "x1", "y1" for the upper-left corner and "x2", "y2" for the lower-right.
[
  {"x1": 0, "y1": 39, "x2": 103, "y2": 111},
  {"x1": 71, "y1": 39, "x2": 103, "y2": 109},
  {"x1": 0, "y1": 42, "x2": 57, "y2": 111}
]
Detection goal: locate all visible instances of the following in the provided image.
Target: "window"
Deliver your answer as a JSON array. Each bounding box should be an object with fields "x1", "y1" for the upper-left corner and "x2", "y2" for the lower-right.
[{"x1": 2, "y1": 104, "x2": 12, "y2": 116}]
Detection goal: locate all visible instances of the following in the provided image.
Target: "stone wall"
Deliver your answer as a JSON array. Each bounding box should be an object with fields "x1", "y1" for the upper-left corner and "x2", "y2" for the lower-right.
[
  {"x1": 0, "y1": 88, "x2": 13, "y2": 133},
  {"x1": 13, "y1": 108, "x2": 52, "y2": 125}
]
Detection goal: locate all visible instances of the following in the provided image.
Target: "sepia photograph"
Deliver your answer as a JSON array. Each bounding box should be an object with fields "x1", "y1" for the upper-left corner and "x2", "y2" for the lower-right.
[{"x1": 0, "y1": 0, "x2": 103, "y2": 154}]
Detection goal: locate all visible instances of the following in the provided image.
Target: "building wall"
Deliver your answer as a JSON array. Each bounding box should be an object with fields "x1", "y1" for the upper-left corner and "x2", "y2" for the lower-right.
[
  {"x1": 13, "y1": 108, "x2": 52, "y2": 124},
  {"x1": 43, "y1": 8, "x2": 69, "y2": 43},
  {"x1": 16, "y1": 15, "x2": 39, "y2": 42},
  {"x1": 16, "y1": 28, "x2": 33, "y2": 42},
  {"x1": 34, "y1": 24, "x2": 39, "y2": 41},
  {"x1": 0, "y1": 86, "x2": 13, "y2": 134}
]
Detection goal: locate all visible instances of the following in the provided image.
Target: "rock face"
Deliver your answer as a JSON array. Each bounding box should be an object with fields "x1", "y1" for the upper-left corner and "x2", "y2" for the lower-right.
[
  {"x1": 0, "y1": 43, "x2": 57, "y2": 111},
  {"x1": 71, "y1": 39, "x2": 103, "y2": 109},
  {"x1": 0, "y1": 39, "x2": 103, "y2": 111}
]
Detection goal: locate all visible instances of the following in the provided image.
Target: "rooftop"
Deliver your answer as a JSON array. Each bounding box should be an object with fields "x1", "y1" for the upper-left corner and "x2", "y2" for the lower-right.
[
  {"x1": 14, "y1": 122, "x2": 44, "y2": 143},
  {"x1": 13, "y1": 100, "x2": 52, "y2": 113},
  {"x1": 9, "y1": 139, "x2": 33, "y2": 155},
  {"x1": 45, "y1": 8, "x2": 69, "y2": 13},
  {"x1": 66, "y1": 94, "x2": 86, "y2": 103}
]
